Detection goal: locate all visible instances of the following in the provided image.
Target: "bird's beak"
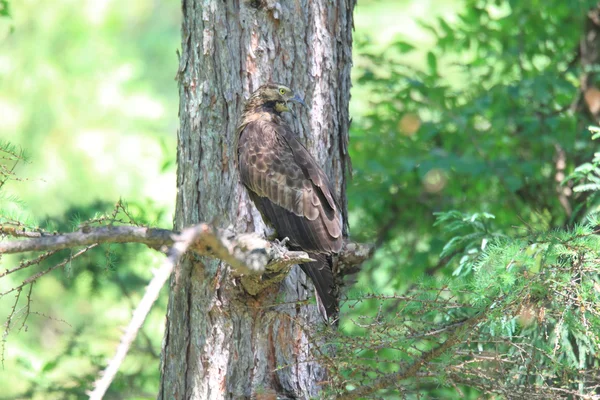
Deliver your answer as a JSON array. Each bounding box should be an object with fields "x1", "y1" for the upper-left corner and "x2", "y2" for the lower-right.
[{"x1": 289, "y1": 93, "x2": 309, "y2": 109}]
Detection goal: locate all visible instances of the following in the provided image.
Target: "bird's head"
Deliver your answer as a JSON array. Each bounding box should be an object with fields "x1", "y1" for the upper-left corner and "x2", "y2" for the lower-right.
[{"x1": 248, "y1": 83, "x2": 308, "y2": 115}]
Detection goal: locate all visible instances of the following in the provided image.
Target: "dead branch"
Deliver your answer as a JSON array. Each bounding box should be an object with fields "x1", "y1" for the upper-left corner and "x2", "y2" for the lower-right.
[
  {"x1": 0, "y1": 224, "x2": 372, "y2": 277},
  {"x1": 0, "y1": 225, "x2": 174, "y2": 254},
  {"x1": 337, "y1": 241, "x2": 374, "y2": 275}
]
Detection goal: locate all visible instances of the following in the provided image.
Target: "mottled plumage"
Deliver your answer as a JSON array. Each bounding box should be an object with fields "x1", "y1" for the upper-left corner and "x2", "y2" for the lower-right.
[{"x1": 236, "y1": 83, "x2": 343, "y2": 321}]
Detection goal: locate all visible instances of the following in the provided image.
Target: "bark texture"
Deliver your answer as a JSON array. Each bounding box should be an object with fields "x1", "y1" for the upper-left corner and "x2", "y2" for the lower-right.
[{"x1": 159, "y1": 0, "x2": 354, "y2": 398}]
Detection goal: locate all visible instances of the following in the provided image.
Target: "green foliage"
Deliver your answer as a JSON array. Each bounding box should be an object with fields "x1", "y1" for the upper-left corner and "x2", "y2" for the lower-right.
[
  {"x1": 0, "y1": 0, "x2": 179, "y2": 218},
  {"x1": 434, "y1": 210, "x2": 501, "y2": 275},
  {"x1": 332, "y1": 217, "x2": 600, "y2": 397},
  {"x1": 0, "y1": 0, "x2": 9, "y2": 18},
  {"x1": 343, "y1": 0, "x2": 600, "y2": 397},
  {"x1": 3, "y1": 0, "x2": 600, "y2": 398},
  {"x1": 349, "y1": 0, "x2": 598, "y2": 290},
  {"x1": 1, "y1": 198, "x2": 169, "y2": 399},
  {"x1": 0, "y1": 0, "x2": 178, "y2": 397},
  {"x1": 564, "y1": 127, "x2": 600, "y2": 214}
]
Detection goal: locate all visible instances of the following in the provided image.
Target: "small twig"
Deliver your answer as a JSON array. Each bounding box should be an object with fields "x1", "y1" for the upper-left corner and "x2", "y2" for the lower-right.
[
  {"x1": 29, "y1": 311, "x2": 72, "y2": 327},
  {"x1": 0, "y1": 249, "x2": 59, "y2": 278},
  {"x1": 554, "y1": 144, "x2": 572, "y2": 218},
  {"x1": 113, "y1": 277, "x2": 159, "y2": 358},
  {"x1": 18, "y1": 283, "x2": 33, "y2": 332},
  {"x1": 2, "y1": 287, "x2": 22, "y2": 367},
  {"x1": 0, "y1": 245, "x2": 96, "y2": 298}
]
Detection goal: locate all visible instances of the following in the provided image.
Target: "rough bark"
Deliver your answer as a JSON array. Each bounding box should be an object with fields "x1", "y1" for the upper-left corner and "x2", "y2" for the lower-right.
[{"x1": 159, "y1": 0, "x2": 354, "y2": 398}]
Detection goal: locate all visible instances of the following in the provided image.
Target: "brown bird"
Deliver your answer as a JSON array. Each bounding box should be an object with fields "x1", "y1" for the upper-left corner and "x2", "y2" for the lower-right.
[{"x1": 236, "y1": 83, "x2": 343, "y2": 322}]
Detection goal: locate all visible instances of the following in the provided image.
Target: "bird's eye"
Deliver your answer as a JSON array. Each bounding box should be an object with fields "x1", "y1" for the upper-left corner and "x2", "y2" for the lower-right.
[{"x1": 279, "y1": 88, "x2": 286, "y2": 95}]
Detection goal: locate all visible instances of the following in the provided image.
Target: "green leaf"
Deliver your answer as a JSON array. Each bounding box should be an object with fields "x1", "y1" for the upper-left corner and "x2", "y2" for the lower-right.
[
  {"x1": 426, "y1": 51, "x2": 437, "y2": 75},
  {"x1": 42, "y1": 360, "x2": 59, "y2": 372},
  {"x1": 394, "y1": 41, "x2": 415, "y2": 53},
  {"x1": 0, "y1": 0, "x2": 9, "y2": 17}
]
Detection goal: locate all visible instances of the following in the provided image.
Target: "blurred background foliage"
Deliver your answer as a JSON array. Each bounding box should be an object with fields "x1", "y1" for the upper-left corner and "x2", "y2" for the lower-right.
[
  {"x1": 0, "y1": 0, "x2": 178, "y2": 398},
  {"x1": 350, "y1": 0, "x2": 597, "y2": 292},
  {"x1": 342, "y1": 0, "x2": 600, "y2": 397},
  {"x1": 1, "y1": 0, "x2": 600, "y2": 398}
]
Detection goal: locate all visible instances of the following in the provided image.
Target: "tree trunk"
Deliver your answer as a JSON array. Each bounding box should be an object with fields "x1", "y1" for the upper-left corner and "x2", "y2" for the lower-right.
[{"x1": 159, "y1": 1, "x2": 354, "y2": 398}]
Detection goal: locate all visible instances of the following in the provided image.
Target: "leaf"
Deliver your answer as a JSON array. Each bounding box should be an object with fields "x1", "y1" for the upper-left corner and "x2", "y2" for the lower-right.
[
  {"x1": 394, "y1": 41, "x2": 415, "y2": 53},
  {"x1": 0, "y1": 0, "x2": 9, "y2": 17},
  {"x1": 573, "y1": 183, "x2": 600, "y2": 192},
  {"x1": 42, "y1": 360, "x2": 59, "y2": 372},
  {"x1": 426, "y1": 51, "x2": 438, "y2": 75}
]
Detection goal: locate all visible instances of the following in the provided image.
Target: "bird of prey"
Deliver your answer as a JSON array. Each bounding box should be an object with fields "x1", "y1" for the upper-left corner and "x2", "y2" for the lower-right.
[{"x1": 236, "y1": 83, "x2": 343, "y2": 322}]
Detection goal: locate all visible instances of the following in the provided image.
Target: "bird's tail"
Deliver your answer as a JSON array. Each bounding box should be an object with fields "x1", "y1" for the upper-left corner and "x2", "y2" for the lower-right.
[{"x1": 299, "y1": 253, "x2": 338, "y2": 324}]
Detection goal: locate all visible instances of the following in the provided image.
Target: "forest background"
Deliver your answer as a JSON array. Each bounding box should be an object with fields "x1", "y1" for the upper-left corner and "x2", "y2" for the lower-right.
[{"x1": 2, "y1": 0, "x2": 600, "y2": 398}]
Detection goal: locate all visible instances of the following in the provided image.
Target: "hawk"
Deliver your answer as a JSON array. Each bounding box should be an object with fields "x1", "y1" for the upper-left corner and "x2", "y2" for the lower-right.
[{"x1": 236, "y1": 83, "x2": 343, "y2": 322}]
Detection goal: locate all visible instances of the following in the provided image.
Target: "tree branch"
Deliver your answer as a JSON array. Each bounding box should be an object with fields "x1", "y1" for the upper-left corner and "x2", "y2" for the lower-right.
[
  {"x1": 0, "y1": 225, "x2": 174, "y2": 254},
  {"x1": 0, "y1": 224, "x2": 372, "y2": 277},
  {"x1": 337, "y1": 241, "x2": 374, "y2": 275}
]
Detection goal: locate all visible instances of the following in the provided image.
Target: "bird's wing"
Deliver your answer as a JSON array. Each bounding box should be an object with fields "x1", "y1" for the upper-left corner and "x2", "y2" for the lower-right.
[{"x1": 238, "y1": 120, "x2": 343, "y2": 253}]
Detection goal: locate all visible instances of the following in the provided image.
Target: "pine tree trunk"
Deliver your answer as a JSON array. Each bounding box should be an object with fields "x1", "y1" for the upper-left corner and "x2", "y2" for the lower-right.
[{"x1": 158, "y1": 1, "x2": 354, "y2": 398}]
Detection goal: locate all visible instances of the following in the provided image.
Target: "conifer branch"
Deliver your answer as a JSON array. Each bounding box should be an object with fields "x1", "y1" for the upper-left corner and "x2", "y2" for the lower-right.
[{"x1": 340, "y1": 310, "x2": 488, "y2": 400}]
